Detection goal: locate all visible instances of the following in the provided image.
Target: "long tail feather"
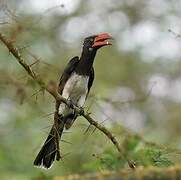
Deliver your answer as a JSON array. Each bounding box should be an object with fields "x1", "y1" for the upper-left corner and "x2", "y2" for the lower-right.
[{"x1": 33, "y1": 119, "x2": 64, "y2": 169}]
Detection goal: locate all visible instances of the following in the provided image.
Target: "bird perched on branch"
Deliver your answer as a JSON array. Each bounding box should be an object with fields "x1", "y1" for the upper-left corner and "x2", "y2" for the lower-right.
[{"x1": 33, "y1": 33, "x2": 112, "y2": 169}]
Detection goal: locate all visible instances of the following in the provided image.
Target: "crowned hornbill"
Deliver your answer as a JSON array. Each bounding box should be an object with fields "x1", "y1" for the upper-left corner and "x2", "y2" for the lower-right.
[{"x1": 33, "y1": 33, "x2": 112, "y2": 169}]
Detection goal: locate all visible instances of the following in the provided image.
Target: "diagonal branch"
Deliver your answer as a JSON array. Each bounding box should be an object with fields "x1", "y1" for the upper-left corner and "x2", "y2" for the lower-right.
[{"x1": 0, "y1": 32, "x2": 135, "y2": 168}]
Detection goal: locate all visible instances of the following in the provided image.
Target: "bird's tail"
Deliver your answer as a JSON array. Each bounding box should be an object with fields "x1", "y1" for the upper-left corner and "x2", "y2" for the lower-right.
[{"x1": 33, "y1": 117, "x2": 64, "y2": 169}]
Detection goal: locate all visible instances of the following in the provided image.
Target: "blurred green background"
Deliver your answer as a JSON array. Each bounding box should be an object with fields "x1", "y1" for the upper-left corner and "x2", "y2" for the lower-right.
[{"x1": 0, "y1": 0, "x2": 181, "y2": 179}]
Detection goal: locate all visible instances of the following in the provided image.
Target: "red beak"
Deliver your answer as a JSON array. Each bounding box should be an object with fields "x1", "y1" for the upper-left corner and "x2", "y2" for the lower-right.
[{"x1": 92, "y1": 33, "x2": 112, "y2": 48}]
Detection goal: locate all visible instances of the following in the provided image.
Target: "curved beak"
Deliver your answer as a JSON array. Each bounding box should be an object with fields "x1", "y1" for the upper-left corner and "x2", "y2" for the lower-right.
[{"x1": 92, "y1": 33, "x2": 112, "y2": 48}]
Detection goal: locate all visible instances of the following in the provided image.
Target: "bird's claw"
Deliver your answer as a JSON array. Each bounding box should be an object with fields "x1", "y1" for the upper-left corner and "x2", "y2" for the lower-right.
[
  {"x1": 67, "y1": 99, "x2": 74, "y2": 109},
  {"x1": 87, "y1": 112, "x2": 91, "y2": 116},
  {"x1": 79, "y1": 107, "x2": 84, "y2": 116},
  {"x1": 57, "y1": 114, "x2": 63, "y2": 120}
]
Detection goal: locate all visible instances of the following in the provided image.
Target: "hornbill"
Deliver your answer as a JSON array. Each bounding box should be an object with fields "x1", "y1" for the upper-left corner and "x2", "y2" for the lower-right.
[{"x1": 33, "y1": 33, "x2": 112, "y2": 169}]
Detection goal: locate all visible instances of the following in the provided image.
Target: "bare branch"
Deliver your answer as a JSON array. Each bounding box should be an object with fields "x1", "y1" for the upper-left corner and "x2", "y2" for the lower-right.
[
  {"x1": 168, "y1": 29, "x2": 181, "y2": 39},
  {"x1": 101, "y1": 83, "x2": 155, "y2": 107}
]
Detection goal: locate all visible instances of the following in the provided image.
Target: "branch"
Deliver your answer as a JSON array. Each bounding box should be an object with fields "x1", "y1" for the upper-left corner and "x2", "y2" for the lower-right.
[
  {"x1": 54, "y1": 166, "x2": 181, "y2": 180},
  {"x1": 100, "y1": 83, "x2": 155, "y2": 106},
  {"x1": 168, "y1": 29, "x2": 181, "y2": 39},
  {"x1": 0, "y1": 32, "x2": 135, "y2": 168}
]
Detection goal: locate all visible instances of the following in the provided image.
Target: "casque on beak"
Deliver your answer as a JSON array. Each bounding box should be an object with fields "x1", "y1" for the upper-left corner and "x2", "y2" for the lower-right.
[{"x1": 92, "y1": 33, "x2": 112, "y2": 48}]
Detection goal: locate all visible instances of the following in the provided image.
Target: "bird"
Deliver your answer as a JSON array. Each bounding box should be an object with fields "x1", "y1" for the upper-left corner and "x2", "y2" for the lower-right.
[{"x1": 33, "y1": 33, "x2": 112, "y2": 169}]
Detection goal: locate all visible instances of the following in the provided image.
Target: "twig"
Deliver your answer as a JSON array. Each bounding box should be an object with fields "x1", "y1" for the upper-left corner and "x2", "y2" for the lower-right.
[
  {"x1": 0, "y1": 32, "x2": 135, "y2": 168},
  {"x1": 101, "y1": 83, "x2": 155, "y2": 106},
  {"x1": 0, "y1": 22, "x2": 9, "y2": 25},
  {"x1": 168, "y1": 29, "x2": 181, "y2": 39}
]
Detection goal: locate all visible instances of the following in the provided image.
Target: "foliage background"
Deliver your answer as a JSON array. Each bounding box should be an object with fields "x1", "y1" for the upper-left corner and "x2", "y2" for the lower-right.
[{"x1": 0, "y1": 0, "x2": 181, "y2": 179}]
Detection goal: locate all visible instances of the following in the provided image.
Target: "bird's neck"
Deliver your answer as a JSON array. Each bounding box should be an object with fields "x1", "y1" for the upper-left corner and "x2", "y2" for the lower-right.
[{"x1": 76, "y1": 49, "x2": 97, "y2": 75}]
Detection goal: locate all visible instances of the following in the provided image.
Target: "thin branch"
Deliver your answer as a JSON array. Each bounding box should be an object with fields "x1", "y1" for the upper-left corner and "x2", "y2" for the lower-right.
[
  {"x1": 101, "y1": 83, "x2": 155, "y2": 106},
  {"x1": 0, "y1": 32, "x2": 135, "y2": 168},
  {"x1": 0, "y1": 21, "x2": 9, "y2": 25},
  {"x1": 168, "y1": 29, "x2": 181, "y2": 39}
]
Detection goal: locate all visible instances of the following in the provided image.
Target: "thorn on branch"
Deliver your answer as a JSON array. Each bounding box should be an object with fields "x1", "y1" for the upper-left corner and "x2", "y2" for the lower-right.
[
  {"x1": 30, "y1": 88, "x2": 44, "y2": 98},
  {"x1": 29, "y1": 60, "x2": 40, "y2": 67},
  {"x1": 60, "y1": 139, "x2": 72, "y2": 145},
  {"x1": 84, "y1": 124, "x2": 92, "y2": 134},
  {"x1": 17, "y1": 44, "x2": 31, "y2": 52}
]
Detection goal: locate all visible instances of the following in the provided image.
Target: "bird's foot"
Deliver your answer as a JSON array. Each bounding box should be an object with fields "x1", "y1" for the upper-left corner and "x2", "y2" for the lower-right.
[
  {"x1": 67, "y1": 99, "x2": 74, "y2": 109},
  {"x1": 79, "y1": 107, "x2": 84, "y2": 116},
  {"x1": 57, "y1": 114, "x2": 63, "y2": 120}
]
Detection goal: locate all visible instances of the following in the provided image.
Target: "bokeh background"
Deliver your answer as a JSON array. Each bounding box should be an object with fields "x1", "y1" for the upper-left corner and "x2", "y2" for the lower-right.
[{"x1": 0, "y1": 0, "x2": 181, "y2": 179}]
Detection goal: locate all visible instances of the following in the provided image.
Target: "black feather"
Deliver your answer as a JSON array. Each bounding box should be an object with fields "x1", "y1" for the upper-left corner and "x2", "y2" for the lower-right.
[{"x1": 33, "y1": 121, "x2": 64, "y2": 169}]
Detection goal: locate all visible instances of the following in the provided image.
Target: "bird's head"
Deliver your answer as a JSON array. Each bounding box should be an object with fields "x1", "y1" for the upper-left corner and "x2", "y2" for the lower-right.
[{"x1": 83, "y1": 33, "x2": 112, "y2": 52}]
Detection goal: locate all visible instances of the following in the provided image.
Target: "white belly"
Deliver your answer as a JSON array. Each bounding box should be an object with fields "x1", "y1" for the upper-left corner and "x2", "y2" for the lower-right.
[{"x1": 59, "y1": 73, "x2": 89, "y2": 115}]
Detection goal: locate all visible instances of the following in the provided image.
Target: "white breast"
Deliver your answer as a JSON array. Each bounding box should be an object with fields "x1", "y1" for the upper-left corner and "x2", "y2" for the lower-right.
[{"x1": 59, "y1": 73, "x2": 89, "y2": 115}]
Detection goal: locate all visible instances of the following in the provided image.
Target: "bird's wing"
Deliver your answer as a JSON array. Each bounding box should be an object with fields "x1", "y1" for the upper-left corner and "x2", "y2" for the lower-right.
[
  {"x1": 88, "y1": 67, "x2": 94, "y2": 93},
  {"x1": 58, "y1": 56, "x2": 79, "y2": 95}
]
